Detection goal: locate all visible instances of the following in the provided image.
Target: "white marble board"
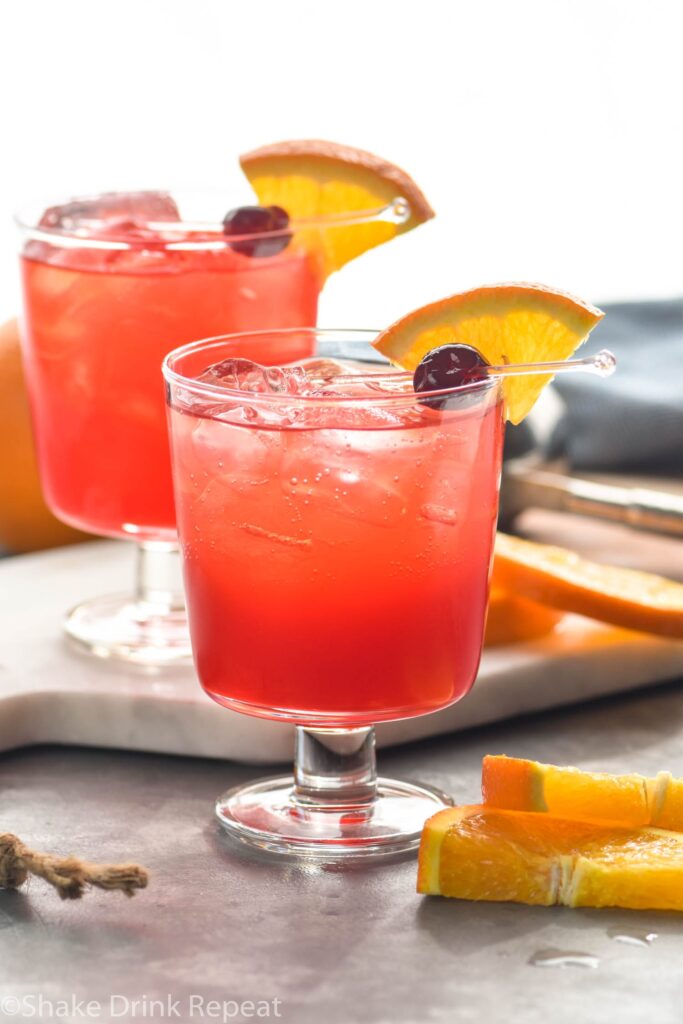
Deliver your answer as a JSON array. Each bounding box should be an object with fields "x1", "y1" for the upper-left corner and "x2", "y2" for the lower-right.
[{"x1": 1, "y1": 541, "x2": 683, "y2": 764}]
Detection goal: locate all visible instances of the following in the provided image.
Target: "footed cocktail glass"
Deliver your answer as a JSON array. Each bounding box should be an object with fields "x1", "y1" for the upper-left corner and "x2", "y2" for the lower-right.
[
  {"x1": 17, "y1": 192, "x2": 403, "y2": 664},
  {"x1": 164, "y1": 329, "x2": 505, "y2": 856}
]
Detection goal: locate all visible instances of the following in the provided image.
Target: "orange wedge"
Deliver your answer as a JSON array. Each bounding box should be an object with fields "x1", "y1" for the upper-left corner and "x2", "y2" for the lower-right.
[
  {"x1": 484, "y1": 588, "x2": 562, "y2": 647},
  {"x1": 373, "y1": 283, "x2": 604, "y2": 424},
  {"x1": 482, "y1": 755, "x2": 650, "y2": 826},
  {"x1": 240, "y1": 139, "x2": 434, "y2": 279},
  {"x1": 418, "y1": 804, "x2": 683, "y2": 909},
  {"x1": 494, "y1": 532, "x2": 683, "y2": 639},
  {"x1": 482, "y1": 755, "x2": 683, "y2": 832}
]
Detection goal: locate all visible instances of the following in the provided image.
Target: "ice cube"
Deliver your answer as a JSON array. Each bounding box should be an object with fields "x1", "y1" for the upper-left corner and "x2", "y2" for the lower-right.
[
  {"x1": 190, "y1": 415, "x2": 273, "y2": 481},
  {"x1": 280, "y1": 430, "x2": 410, "y2": 528},
  {"x1": 196, "y1": 358, "x2": 308, "y2": 395},
  {"x1": 419, "y1": 503, "x2": 459, "y2": 526},
  {"x1": 38, "y1": 191, "x2": 180, "y2": 237},
  {"x1": 288, "y1": 357, "x2": 362, "y2": 380}
]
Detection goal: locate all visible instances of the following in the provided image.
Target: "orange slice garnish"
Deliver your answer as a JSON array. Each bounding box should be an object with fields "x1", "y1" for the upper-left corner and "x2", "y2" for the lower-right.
[
  {"x1": 418, "y1": 804, "x2": 683, "y2": 909},
  {"x1": 494, "y1": 532, "x2": 683, "y2": 638},
  {"x1": 240, "y1": 139, "x2": 434, "y2": 279},
  {"x1": 373, "y1": 283, "x2": 604, "y2": 424}
]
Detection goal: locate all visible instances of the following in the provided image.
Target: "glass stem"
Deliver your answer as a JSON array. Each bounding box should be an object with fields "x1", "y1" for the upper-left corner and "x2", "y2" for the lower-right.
[
  {"x1": 135, "y1": 540, "x2": 185, "y2": 612},
  {"x1": 294, "y1": 726, "x2": 378, "y2": 808}
]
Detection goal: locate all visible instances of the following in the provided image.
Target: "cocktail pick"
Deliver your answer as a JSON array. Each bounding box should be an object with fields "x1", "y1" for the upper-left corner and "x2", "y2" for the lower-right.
[
  {"x1": 345, "y1": 348, "x2": 617, "y2": 392},
  {"x1": 484, "y1": 348, "x2": 616, "y2": 379}
]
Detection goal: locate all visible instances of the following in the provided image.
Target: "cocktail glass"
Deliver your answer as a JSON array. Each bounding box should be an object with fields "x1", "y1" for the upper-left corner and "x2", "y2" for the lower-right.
[
  {"x1": 17, "y1": 192, "x2": 405, "y2": 665},
  {"x1": 164, "y1": 328, "x2": 505, "y2": 856}
]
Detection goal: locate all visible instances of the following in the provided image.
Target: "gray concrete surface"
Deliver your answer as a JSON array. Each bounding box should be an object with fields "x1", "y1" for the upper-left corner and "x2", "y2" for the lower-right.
[{"x1": 2, "y1": 681, "x2": 683, "y2": 1023}]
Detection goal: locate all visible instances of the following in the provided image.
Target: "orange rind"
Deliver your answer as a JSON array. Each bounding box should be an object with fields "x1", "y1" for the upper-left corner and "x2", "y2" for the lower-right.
[
  {"x1": 418, "y1": 804, "x2": 683, "y2": 910},
  {"x1": 373, "y1": 283, "x2": 604, "y2": 424},
  {"x1": 494, "y1": 533, "x2": 683, "y2": 639},
  {"x1": 482, "y1": 755, "x2": 683, "y2": 832},
  {"x1": 240, "y1": 139, "x2": 434, "y2": 279}
]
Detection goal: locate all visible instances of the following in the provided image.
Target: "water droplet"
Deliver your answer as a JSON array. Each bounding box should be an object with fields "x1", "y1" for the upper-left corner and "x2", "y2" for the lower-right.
[
  {"x1": 607, "y1": 926, "x2": 658, "y2": 947},
  {"x1": 529, "y1": 948, "x2": 599, "y2": 969}
]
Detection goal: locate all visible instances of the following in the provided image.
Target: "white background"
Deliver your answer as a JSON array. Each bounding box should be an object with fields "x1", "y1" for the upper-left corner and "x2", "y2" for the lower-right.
[{"x1": 1, "y1": 0, "x2": 681, "y2": 328}]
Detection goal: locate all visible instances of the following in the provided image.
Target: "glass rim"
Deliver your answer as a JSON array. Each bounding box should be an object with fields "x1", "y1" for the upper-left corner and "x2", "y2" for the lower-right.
[
  {"x1": 15, "y1": 189, "x2": 411, "y2": 251},
  {"x1": 162, "y1": 328, "x2": 502, "y2": 408}
]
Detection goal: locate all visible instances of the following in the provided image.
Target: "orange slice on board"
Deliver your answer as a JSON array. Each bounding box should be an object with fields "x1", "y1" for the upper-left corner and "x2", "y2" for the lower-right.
[
  {"x1": 372, "y1": 283, "x2": 604, "y2": 424},
  {"x1": 493, "y1": 532, "x2": 683, "y2": 639},
  {"x1": 484, "y1": 589, "x2": 562, "y2": 647},
  {"x1": 482, "y1": 755, "x2": 683, "y2": 832},
  {"x1": 240, "y1": 139, "x2": 434, "y2": 279},
  {"x1": 417, "y1": 804, "x2": 683, "y2": 910}
]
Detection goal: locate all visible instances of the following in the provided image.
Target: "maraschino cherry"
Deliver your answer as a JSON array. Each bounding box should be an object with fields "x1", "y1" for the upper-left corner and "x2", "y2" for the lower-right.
[
  {"x1": 222, "y1": 205, "x2": 291, "y2": 257},
  {"x1": 413, "y1": 344, "x2": 489, "y2": 408}
]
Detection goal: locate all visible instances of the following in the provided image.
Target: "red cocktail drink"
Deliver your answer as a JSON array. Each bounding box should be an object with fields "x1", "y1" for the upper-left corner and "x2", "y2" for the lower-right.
[
  {"x1": 17, "y1": 192, "x2": 320, "y2": 663},
  {"x1": 19, "y1": 195, "x2": 319, "y2": 540},
  {"x1": 169, "y1": 344, "x2": 502, "y2": 724},
  {"x1": 164, "y1": 329, "x2": 504, "y2": 855}
]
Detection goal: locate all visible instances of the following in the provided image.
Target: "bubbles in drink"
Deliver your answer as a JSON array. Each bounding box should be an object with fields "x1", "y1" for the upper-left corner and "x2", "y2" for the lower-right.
[{"x1": 280, "y1": 432, "x2": 409, "y2": 528}]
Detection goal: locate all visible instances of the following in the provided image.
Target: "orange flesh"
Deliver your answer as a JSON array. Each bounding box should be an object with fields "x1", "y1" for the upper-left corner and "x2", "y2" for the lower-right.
[
  {"x1": 418, "y1": 805, "x2": 683, "y2": 910},
  {"x1": 240, "y1": 139, "x2": 434, "y2": 279},
  {"x1": 373, "y1": 284, "x2": 603, "y2": 424},
  {"x1": 494, "y1": 533, "x2": 683, "y2": 639}
]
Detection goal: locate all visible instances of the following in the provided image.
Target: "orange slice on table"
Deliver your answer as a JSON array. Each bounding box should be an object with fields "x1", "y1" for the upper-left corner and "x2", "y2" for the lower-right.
[
  {"x1": 482, "y1": 755, "x2": 651, "y2": 826},
  {"x1": 240, "y1": 139, "x2": 434, "y2": 280},
  {"x1": 494, "y1": 532, "x2": 683, "y2": 639},
  {"x1": 418, "y1": 804, "x2": 683, "y2": 910},
  {"x1": 483, "y1": 588, "x2": 562, "y2": 647},
  {"x1": 373, "y1": 283, "x2": 604, "y2": 424},
  {"x1": 482, "y1": 755, "x2": 683, "y2": 832}
]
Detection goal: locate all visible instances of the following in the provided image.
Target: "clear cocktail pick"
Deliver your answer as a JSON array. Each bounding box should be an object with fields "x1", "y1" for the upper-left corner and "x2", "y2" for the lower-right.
[
  {"x1": 145, "y1": 198, "x2": 411, "y2": 236},
  {"x1": 484, "y1": 348, "x2": 616, "y2": 379},
  {"x1": 334, "y1": 348, "x2": 617, "y2": 392}
]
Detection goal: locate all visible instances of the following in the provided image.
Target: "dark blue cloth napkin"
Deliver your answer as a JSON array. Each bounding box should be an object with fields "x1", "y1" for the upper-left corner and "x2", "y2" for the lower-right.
[{"x1": 548, "y1": 297, "x2": 683, "y2": 472}]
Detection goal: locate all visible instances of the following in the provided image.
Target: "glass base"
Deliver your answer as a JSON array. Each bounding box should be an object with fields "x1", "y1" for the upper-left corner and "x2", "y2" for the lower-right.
[
  {"x1": 65, "y1": 593, "x2": 192, "y2": 666},
  {"x1": 215, "y1": 774, "x2": 452, "y2": 858}
]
